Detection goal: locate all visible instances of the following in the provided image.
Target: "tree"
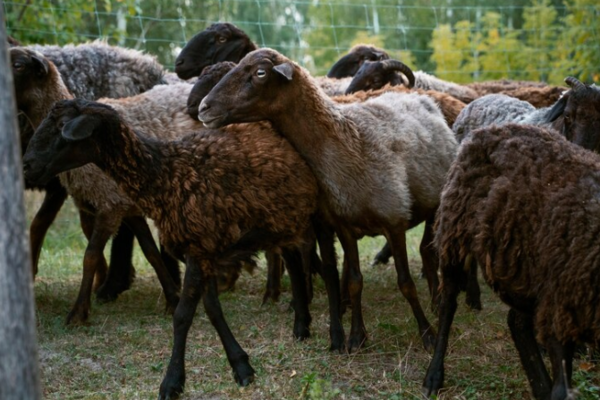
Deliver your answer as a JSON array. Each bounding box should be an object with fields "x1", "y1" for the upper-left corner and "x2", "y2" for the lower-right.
[{"x1": 0, "y1": 6, "x2": 42, "y2": 400}]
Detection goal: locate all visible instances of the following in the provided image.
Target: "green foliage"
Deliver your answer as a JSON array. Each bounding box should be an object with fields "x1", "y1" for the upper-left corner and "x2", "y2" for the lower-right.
[
  {"x1": 429, "y1": 0, "x2": 599, "y2": 84},
  {"x1": 300, "y1": 372, "x2": 341, "y2": 400},
  {"x1": 3, "y1": 0, "x2": 598, "y2": 82}
]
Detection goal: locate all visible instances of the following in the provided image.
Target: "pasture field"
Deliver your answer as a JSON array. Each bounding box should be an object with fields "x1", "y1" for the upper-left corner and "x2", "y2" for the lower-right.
[{"x1": 27, "y1": 192, "x2": 599, "y2": 400}]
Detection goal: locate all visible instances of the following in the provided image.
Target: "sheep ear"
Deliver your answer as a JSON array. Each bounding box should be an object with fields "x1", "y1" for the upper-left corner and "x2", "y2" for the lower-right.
[
  {"x1": 273, "y1": 63, "x2": 293, "y2": 81},
  {"x1": 61, "y1": 115, "x2": 95, "y2": 141},
  {"x1": 546, "y1": 93, "x2": 569, "y2": 123},
  {"x1": 31, "y1": 54, "x2": 49, "y2": 77}
]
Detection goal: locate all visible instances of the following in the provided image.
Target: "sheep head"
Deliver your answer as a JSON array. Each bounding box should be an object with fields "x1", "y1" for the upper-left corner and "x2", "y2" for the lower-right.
[
  {"x1": 198, "y1": 48, "x2": 295, "y2": 129},
  {"x1": 345, "y1": 59, "x2": 415, "y2": 94},
  {"x1": 327, "y1": 44, "x2": 390, "y2": 78},
  {"x1": 187, "y1": 61, "x2": 236, "y2": 120},
  {"x1": 22, "y1": 99, "x2": 118, "y2": 187},
  {"x1": 546, "y1": 77, "x2": 600, "y2": 153},
  {"x1": 175, "y1": 23, "x2": 257, "y2": 80},
  {"x1": 11, "y1": 48, "x2": 51, "y2": 105}
]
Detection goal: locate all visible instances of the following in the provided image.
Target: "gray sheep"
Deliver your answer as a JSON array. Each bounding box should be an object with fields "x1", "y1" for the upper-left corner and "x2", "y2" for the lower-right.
[
  {"x1": 27, "y1": 40, "x2": 166, "y2": 100},
  {"x1": 453, "y1": 77, "x2": 600, "y2": 151}
]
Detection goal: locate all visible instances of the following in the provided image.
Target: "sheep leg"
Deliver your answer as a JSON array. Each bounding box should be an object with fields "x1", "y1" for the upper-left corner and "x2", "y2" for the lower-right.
[
  {"x1": 120, "y1": 216, "x2": 180, "y2": 313},
  {"x1": 159, "y1": 259, "x2": 206, "y2": 400},
  {"x1": 337, "y1": 227, "x2": 367, "y2": 353},
  {"x1": 464, "y1": 254, "x2": 482, "y2": 310},
  {"x1": 386, "y1": 226, "x2": 435, "y2": 352},
  {"x1": 202, "y1": 265, "x2": 255, "y2": 387},
  {"x1": 340, "y1": 257, "x2": 351, "y2": 314},
  {"x1": 419, "y1": 217, "x2": 440, "y2": 311},
  {"x1": 422, "y1": 262, "x2": 461, "y2": 398},
  {"x1": 29, "y1": 178, "x2": 67, "y2": 277},
  {"x1": 314, "y1": 221, "x2": 345, "y2": 352},
  {"x1": 546, "y1": 336, "x2": 575, "y2": 400},
  {"x1": 371, "y1": 242, "x2": 392, "y2": 267},
  {"x1": 282, "y1": 247, "x2": 312, "y2": 340},
  {"x1": 77, "y1": 209, "x2": 108, "y2": 293},
  {"x1": 262, "y1": 251, "x2": 283, "y2": 304},
  {"x1": 507, "y1": 309, "x2": 552, "y2": 400},
  {"x1": 161, "y1": 244, "x2": 182, "y2": 289},
  {"x1": 95, "y1": 223, "x2": 136, "y2": 302},
  {"x1": 66, "y1": 211, "x2": 114, "y2": 325}
]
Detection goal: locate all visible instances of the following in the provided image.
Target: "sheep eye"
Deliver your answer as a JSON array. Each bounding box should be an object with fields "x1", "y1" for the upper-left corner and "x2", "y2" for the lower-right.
[
  {"x1": 217, "y1": 36, "x2": 227, "y2": 44},
  {"x1": 256, "y1": 69, "x2": 266, "y2": 78},
  {"x1": 13, "y1": 62, "x2": 24, "y2": 70}
]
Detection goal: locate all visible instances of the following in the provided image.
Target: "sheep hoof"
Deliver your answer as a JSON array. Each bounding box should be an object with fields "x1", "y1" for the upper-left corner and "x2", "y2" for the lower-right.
[
  {"x1": 422, "y1": 368, "x2": 444, "y2": 399},
  {"x1": 66, "y1": 308, "x2": 89, "y2": 326},
  {"x1": 95, "y1": 286, "x2": 121, "y2": 303},
  {"x1": 233, "y1": 364, "x2": 255, "y2": 387},
  {"x1": 421, "y1": 384, "x2": 440, "y2": 400},
  {"x1": 329, "y1": 338, "x2": 346, "y2": 354},
  {"x1": 347, "y1": 334, "x2": 367, "y2": 353},
  {"x1": 293, "y1": 323, "x2": 311, "y2": 341},
  {"x1": 465, "y1": 298, "x2": 482, "y2": 311},
  {"x1": 261, "y1": 291, "x2": 280, "y2": 305},
  {"x1": 158, "y1": 378, "x2": 184, "y2": 400}
]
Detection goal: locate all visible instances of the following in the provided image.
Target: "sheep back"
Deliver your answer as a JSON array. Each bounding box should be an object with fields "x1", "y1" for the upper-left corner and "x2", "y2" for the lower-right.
[
  {"x1": 438, "y1": 123, "x2": 600, "y2": 344},
  {"x1": 341, "y1": 92, "x2": 457, "y2": 215},
  {"x1": 453, "y1": 94, "x2": 536, "y2": 142},
  {"x1": 130, "y1": 121, "x2": 319, "y2": 257},
  {"x1": 28, "y1": 40, "x2": 165, "y2": 100},
  {"x1": 414, "y1": 71, "x2": 478, "y2": 104}
]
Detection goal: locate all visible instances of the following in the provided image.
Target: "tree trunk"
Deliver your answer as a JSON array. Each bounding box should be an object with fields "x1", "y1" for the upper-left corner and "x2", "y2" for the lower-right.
[{"x1": 0, "y1": 7, "x2": 43, "y2": 400}]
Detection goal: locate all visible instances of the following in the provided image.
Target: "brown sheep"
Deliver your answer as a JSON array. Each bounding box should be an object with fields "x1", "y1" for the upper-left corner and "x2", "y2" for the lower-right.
[
  {"x1": 198, "y1": 48, "x2": 461, "y2": 353},
  {"x1": 423, "y1": 123, "x2": 600, "y2": 400},
  {"x1": 23, "y1": 98, "x2": 322, "y2": 399}
]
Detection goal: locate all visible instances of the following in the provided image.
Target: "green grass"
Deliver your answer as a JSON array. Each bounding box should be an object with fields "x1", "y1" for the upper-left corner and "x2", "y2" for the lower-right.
[{"x1": 26, "y1": 192, "x2": 599, "y2": 400}]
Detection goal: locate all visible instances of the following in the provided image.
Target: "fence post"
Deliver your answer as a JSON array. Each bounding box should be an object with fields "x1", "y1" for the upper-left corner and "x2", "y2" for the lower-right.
[{"x1": 0, "y1": 6, "x2": 43, "y2": 400}]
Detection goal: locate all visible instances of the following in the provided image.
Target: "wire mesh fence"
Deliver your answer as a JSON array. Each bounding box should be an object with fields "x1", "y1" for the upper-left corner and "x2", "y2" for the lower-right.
[{"x1": 3, "y1": 0, "x2": 599, "y2": 84}]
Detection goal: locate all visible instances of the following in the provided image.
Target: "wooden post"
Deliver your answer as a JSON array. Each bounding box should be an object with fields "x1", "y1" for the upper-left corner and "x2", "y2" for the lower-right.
[{"x1": 0, "y1": 8, "x2": 43, "y2": 400}]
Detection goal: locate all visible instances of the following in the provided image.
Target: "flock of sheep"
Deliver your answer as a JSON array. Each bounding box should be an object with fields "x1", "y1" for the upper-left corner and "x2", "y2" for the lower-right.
[{"x1": 9, "y1": 21, "x2": 600, "y2": 400}]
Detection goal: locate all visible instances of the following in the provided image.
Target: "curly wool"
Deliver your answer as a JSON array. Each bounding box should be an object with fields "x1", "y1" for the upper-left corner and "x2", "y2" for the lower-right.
[
  {"x1": 453, "y1": 94, "x2": 538, "y2": 141},
  {"x1": 466, "y1": 79, "x2": 566, "y2": 108},
  {"x1": 60, "y1": 82, "x2": 201, "y2": 217},
  {"x1": 27, "y1": 40, "x2": 166, "y2": 100},
  {"x1": 332, "y1": 83, "x2": 466, "y2": 128},
  {"x1": 437, "y1": 123, "x2": 600, "y2": 344}
]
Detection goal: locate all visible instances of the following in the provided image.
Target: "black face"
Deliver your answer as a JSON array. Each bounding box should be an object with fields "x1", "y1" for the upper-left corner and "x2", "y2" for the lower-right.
[
  {"x1": 175, "y1": 23, "x2": 255, "y2": 80},
  {"x1": 22, "y1": 100, "x2": 102, "y2": 187},
  {"x1": 564, "y1": 90, "x2": 600, "y2": 153},
  {"x1": 345, "y1": 62, "x2": 387, "y2": 94},
  {"x1": 327, "y1": 46, "x2": 389, "y2": 78},
  {"x1": 187, "y1": 62, "x2": 236, "y2": 120}
]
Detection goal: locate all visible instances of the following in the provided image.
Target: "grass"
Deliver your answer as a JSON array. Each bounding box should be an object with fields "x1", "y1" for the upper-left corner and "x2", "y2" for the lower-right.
[{"x1": 26, "y1": 192, "x2": 599, "y2": 400}]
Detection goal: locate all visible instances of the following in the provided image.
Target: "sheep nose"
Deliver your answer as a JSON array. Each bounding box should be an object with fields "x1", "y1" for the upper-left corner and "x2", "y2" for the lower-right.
[
  {"x1": 175, "y1": 59, "x2": 184, "y2": 66},
  {"x1": 198, "y1": 100, "x2": 210, "y2": 115}
]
